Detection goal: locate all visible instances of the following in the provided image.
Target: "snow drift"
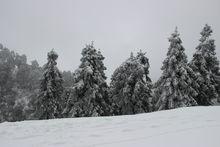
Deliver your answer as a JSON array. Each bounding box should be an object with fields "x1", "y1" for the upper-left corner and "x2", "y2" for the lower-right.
[{"x1": 0, "y1": 106, "x2": 220, "y2": 147}]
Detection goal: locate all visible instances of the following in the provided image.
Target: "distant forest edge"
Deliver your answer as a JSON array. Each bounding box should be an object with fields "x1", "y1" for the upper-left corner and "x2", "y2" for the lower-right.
[{"x1": 0, "y1": 24, "x2": 219, "y2": 122}]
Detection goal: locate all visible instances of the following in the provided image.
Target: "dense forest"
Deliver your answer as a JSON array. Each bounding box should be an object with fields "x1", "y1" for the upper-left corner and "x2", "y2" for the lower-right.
[{"x1": 0, "y1": 24, "x2": 219, "y2": 122}]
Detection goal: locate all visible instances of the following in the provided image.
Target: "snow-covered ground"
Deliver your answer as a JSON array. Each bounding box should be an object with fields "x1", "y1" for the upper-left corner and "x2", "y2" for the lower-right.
[{"x1": 0, "y1": 106, "x2": 220, "y2": 147}]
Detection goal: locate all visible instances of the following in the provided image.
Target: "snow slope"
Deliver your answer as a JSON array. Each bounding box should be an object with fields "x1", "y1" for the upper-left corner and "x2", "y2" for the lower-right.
[{"x1": 0, "y1": 106, "x2": 220, "y2": 147}]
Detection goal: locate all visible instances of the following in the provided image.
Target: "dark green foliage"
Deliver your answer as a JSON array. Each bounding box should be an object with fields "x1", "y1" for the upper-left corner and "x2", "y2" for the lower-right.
[
  {"x1": 62, "y1": 71, "x2": 74, "y2": 88},
  {"x1": 154, "y1": 28, "x2": 198, "y2": 110},
  {"x1": 35, "y1": 50, "x2": 64, "y2": 119},
  {"x1": 190, "y1": 24, "x2": 219, "y2": 105},
  {"x1": 64, "y1": 43, "x2": 110, "y2": 117},
  {"x1": 0, "y1": 45, "x2": 16, "y2": 122},
  {"x1": 109, "y1": 51, "x2": 153, "y2": 115}
]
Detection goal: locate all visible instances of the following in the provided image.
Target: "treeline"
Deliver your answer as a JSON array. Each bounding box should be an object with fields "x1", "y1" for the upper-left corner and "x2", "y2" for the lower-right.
[{"x1": 0, "y1": 24, "x2": 219, "y2": 122}]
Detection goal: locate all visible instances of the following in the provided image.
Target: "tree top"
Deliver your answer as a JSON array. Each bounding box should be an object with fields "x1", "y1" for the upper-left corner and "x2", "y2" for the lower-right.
[
  {"x1": 200, "y1": 24, "x2": 213, "y2": 42},
  {"x1": 47, "y1": 49, "x2": 58, "y2": 61},
  {"x1": 168, "y1": 27, "x2": 181, "y2": 44}
]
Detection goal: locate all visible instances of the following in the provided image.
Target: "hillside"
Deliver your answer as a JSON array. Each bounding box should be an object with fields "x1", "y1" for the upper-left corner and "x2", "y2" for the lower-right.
[{"x1": 0, "y1": 106, "x2": 220, "y2": 147}]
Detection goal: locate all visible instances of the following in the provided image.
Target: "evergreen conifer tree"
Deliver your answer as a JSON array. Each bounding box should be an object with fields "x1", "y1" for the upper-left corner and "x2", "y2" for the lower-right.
[
  {"x1": 35, "y1": 50, "x2": 64, "y2": 119},
  {"x1": 109, "y1": 51, "x2": 153, "y2": 115},
  {"x1": 190, "y1": 24, "x2": 219, "y2": 105},
  {"x1": 64, "y1": 43, "x2": 109, "y2": 117},
  {"x1": 154, "y1": 28, "x2": 198, "y2": 110}
]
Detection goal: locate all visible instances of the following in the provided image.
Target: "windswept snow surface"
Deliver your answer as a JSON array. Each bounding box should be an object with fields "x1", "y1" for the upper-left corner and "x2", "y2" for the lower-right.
[{"x1": 0, "y1": 106, "x2": 220, "y2": 147}]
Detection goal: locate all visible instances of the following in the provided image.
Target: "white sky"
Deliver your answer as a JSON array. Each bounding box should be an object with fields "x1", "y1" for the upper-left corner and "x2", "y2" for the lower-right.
[{"x1": 0, "y1": 0, "x2": 219, "y2": 82}]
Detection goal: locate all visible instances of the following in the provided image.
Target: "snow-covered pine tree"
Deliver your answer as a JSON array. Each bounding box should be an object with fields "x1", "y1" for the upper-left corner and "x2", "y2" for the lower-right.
[
  {"x1": 109, "y1": 51, "x2": 153, "y2": 115},
  {"x1": 35, "y1": 50, "x2": 64, "y2": 119},
  {"x1": 190, "y1": 24, "x2": 219, "y2": 105},
  {"x1": 154, "y1": 28, "x2": 198, "y2": 110},
  {"x1": 64, "y1": 43, "x2": 110, "y2": 117}
]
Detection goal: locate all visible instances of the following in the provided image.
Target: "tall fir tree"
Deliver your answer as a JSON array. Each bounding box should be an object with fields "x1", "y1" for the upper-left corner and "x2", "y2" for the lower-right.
[
  {"x1": 109, "y1": 51, "x2": 153, "y2": 115},
  {"x1": 190, "y1": 24, "x2": 219, "y2": 105},
  {"x1": 35, "y1": 50, "x2": 64, "y2": 119},
  {"x1": 154, "y1": 28, "x2": 198, "y2": 110},
  {"x1": 64, "y1": 43, "x2": 110, "y2": 117}
]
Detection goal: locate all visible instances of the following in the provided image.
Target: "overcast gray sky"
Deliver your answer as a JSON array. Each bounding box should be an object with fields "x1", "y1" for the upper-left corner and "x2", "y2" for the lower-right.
[{"x1": 0, "y1": 0, "x2": 219, "y2": 82}]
